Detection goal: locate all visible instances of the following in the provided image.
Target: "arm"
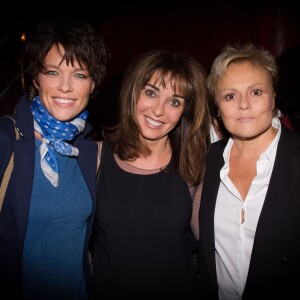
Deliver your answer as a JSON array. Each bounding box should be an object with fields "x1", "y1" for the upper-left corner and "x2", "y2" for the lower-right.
[
  {"x1": 96, "y1": 141, "x2": 103, "y2": 171},
  {"x1": 190, "y1": 181, "x2": 203, "y2": 240}
]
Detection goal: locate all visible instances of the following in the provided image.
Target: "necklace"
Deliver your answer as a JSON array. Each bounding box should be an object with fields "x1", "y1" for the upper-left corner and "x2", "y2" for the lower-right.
[
  {"x1": 114, "y1": 154, "x2": 169, "y2": 174},
  {"x1": 124, "y1": 160, "x2": 169, "y2": 171}
]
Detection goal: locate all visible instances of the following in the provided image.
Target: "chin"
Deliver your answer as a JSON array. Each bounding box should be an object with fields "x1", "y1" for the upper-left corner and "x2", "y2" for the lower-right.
[{"x1": 53, "y1": 109, "x2": 78, "y2": 120}]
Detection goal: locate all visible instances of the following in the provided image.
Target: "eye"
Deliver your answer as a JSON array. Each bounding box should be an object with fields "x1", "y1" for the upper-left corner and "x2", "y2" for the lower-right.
[
  {"x1": 224, "y1": 93, "x2": 235, "y2": 101},
  {"x1": 74, "y1": 73, "x2": 88, "y2": 79},
  {"x1": 45, "y1": 70, "x2": 58, "y2": 76},
  {"x1": 252, "y1": 89, "x2": 262, "y2": 96},
  {"x1": 144, "y1": 88, "x2": 156, "y2": 97},
  {"x1": 169, "y1": 98, "x2": 182, "y2": 107}
]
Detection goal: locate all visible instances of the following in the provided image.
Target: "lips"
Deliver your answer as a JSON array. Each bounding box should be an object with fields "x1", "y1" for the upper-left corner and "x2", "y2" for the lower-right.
[{"x1": 238, "y1": 116, "x2": 254, "y2": 123}]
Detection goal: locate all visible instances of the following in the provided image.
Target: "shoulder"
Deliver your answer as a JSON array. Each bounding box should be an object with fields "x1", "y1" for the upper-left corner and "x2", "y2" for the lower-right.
[
  {"x1": 0, "y1": 115, "x2": 16, "y2": 143},
  {"x1": 279, "y1": 125, "x2": 300, "y2": 153},
  {"x1": 0, "y1": 115, "x2": 16, "y2": 174},
  {"x1": 96, "y1": 140, "x2": 110, "y2": 170},
  {"x1": 207, "y1": 138, "x2": 228, "y2": 156},
  {"x1": 204, "y1": 138, "x2": 228, "y2": 171}
]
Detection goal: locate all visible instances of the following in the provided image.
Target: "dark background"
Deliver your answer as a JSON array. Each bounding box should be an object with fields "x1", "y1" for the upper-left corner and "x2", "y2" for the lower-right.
[{"x1": 0, "y1": 0, "x2": 299, "y2": 137}]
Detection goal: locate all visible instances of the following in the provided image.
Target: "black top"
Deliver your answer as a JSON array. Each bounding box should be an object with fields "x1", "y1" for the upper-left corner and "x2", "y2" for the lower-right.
[{"x1": 91, "y1": 143, "x2": 199, "y2": 299}]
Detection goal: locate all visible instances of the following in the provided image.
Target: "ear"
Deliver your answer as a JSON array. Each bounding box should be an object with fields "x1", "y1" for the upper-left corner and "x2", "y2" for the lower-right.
[
  {"x1": 90, "y1": 81, "x2": 95, "y2": 94},
  {"x1": 33, "y1": 79, "x2": 39, "y2": 90},
  {"x1": 272, "y1": 93, "x2": 276, "y2": 110}
]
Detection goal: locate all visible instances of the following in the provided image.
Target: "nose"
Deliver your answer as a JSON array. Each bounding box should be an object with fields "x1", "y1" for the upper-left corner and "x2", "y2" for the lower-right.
[
  {"x1": 58, "y1": 75, "x2": 73, "y2": 93},
  {"x1": 239, "y1": 95, "x2": 250, "y2": 110},
  {"x1": 152, "y1": 100, "x2": 164, "y2": 117}
]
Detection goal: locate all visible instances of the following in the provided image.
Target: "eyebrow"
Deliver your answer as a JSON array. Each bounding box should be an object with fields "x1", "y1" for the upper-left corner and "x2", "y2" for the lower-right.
[
  {"x1": 145, "y1": 83, "x2": 184, "y2": 99},
  {"x1": 45, "y1": 63, "x2": 87, "y2": 72}
]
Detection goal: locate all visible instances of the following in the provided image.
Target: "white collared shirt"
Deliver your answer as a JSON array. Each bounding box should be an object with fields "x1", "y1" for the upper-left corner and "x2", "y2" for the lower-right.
[{"x1": 215, "y1": 117, "x2": 281, "y2": 300}]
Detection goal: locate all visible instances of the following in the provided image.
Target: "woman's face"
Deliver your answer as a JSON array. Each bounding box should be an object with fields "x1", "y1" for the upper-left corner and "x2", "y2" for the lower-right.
[
  {"x1": 215, "y1": 61, "x2": 275, "y2": 140},
  {"x1": 34, "y1": 44, "x2": 95, "y2": 121},
  {"x1": 135, "y1": 72, "x2": 186, "y2": 144}
]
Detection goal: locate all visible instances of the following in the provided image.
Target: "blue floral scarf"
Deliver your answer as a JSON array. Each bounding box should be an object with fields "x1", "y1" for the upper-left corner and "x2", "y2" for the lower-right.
[{"x1": 31, "y1": 96, "x2": 89, "y2": 187}]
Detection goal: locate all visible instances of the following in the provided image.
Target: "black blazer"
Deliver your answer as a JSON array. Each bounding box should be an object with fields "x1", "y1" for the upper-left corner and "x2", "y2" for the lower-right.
[
  {"x1": 198, "y1": 125, "x2": 300, "y2": 300},
  {"x1": 0, "y1": 95, "x2": 98, "y2": 298}
]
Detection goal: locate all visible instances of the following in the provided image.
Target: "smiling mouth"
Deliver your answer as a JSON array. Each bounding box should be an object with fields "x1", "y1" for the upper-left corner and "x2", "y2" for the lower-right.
[
  {"x1": 146, "y1": 116, "x2": 162, "y2": 127},
  {"x1": 55, "y1": 98, "x2": 75, "y2": 104}
]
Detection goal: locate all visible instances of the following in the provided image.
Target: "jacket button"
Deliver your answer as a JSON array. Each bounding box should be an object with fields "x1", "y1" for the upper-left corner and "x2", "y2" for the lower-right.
[{"x1": 282, "y1": 257, "x2": 291, "y2": 265}]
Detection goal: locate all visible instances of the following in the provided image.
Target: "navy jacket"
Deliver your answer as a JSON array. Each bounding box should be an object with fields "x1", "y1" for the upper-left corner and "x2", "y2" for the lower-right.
[
  {"x1": 198, "y1": 125, "x2": 300, "y2": 299},
  {"x1": 0, "y1": 95, "x2": 97, "y2": 298}
]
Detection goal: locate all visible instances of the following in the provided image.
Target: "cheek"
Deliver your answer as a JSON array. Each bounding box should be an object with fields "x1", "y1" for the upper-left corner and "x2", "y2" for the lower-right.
[
  {"x1": 168, "y1": 110, "x2": 184, "y2": 125},
  {"x1": 136, "y1": 98, "x2": 148, "y2": 112},
  {"x1": 218, "y1": 105, "x2": 233, "y2": 118},
  {"x1": 256, "y1": 100, "x2": 274, "y2": 115},
  {"x1": 78, "y1": 98, "x2": 89, "y2": 110},
  {"x1": 77, "y1": 84, "x2": 93, "y2": 102},
  {"x1": 80, "y1": 82, "x2": 93, "y2": 96},
  {"x1": 270, "y1": 98, "x2": 275, "y2": 111}
]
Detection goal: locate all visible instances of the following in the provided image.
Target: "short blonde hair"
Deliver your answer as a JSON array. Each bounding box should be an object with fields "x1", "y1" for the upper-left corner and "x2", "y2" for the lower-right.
[{"x1": 207, "y1": 43, "x2": 278, "y2": 100}]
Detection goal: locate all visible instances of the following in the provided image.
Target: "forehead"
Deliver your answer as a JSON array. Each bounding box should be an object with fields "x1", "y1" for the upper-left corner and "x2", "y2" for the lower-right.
[
  {"x1": 44, "y1": 44, "x2": 83, "y2": 69},
  {"x1": 149, "y1": 70, "x2": 171, "y2": 83},
  {"x1": 44, "y1": 44, "x2": 64, "y2": 60},
  {"x1": 218, "y1": 61, "x2": 271, "y2": 86},
  {"x1": 148, "y1": 70, "x2": 185, "y2": 94},
  {"x1": 226, "y1": 61, "x2": 269, "y2": 79}
]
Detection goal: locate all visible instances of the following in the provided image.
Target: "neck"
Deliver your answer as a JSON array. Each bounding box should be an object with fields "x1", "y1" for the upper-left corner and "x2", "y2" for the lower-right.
[{"x1": 127, "y1": 139, "x2": 172, "y2": 170}]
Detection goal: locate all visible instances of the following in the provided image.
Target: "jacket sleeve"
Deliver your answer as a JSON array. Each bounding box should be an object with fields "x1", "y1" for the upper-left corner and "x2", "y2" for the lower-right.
[{"x1": 0, "y1": 115, "x2": 16, "y2": 180}]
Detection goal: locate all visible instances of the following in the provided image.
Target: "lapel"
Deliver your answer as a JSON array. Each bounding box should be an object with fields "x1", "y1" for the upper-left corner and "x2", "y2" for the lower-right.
[
  {"x1": 200, "y1": 139, "x2": 227, "y2": 289},
  {"x1": 13, "y1": 96, "x2": 36, "y2": 240},
  {"x1": 245, "y1": 126, "x2": 300, "y2": 288},
  {"x1": 76, "y1": 136, "x2": 97, "y2": 203}
]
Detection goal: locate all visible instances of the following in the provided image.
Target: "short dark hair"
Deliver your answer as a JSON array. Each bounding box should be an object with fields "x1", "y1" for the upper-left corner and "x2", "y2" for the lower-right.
[{"x1": 24, "y1": 17, "x2": 110, "y2": 100}]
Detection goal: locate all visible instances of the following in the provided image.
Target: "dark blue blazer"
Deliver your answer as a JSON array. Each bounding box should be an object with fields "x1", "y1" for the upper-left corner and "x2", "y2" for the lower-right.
[
  {"x1": 0, "y1": 95, "x2": 98, "y2": 298},
  {"x1": 198, "y1": 125, "x2": 300, "y2": 299}
]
